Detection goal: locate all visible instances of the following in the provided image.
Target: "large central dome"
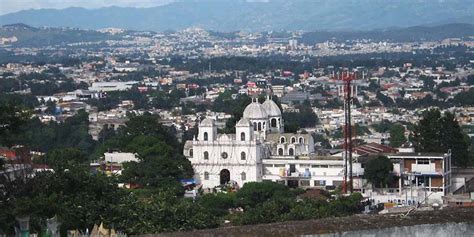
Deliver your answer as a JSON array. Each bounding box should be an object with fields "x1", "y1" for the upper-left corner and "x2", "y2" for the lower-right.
[
  {"x1": 262, "y1": 99, "x2": 281, "y2": 117},
  {"x1": 243, "y1": 102, "x2": 268, "y2": 119}
]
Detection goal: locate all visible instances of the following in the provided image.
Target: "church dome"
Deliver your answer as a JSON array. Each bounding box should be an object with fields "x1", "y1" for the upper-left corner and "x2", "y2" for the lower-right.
[
  {"x1": 236, "y1": 118, "x2": 252, "y2": 127},
  {"x1": 243, "y1": 102, "x2": 268, "y2": 119},
  {"x1": 262, "y1": 99, "x2": 281, "y2": 117},
  {"x1": 200, "y1": 118, "x2": 215, "y2": 126}
]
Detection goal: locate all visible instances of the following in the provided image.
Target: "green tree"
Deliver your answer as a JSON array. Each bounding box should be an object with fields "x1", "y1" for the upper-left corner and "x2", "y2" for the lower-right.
[
  {"x1": 235, "y1": 182, "x2": 295, "y2": 209},
  {"x1": 0, "y1": 148, "x2": 125, "y2": 235},
  {"x1": 389, "y1": 123, "x2": 406, "y2": 147},
  {"x1": 0, "y1": 101, "x2": 30, "y2": 146},
  {"x1": 111, "y1": 191, "x2": 219, "y2": 234},
  {"x1": 45, "y1": 100, "x2": 57, "y2": 114},
  {"x1": 413, "y1": 109, "x2": 470, "y2": 166},
  {"x1": 364, "y1": 155, "x2": 393, "y2": 188},
  {"x1": 96, "y1": 113, "x2": 193, "y2": 188},
  {"x1": 44, "y1": 148, "x2": 89, "y2": 171}
]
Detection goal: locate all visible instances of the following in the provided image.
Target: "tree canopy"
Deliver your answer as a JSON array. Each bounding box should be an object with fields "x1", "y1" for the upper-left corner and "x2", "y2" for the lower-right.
[
  {"x1": 364, "y1": 155, "x2": 394, "y2": 188},
  {"x1": 389, "y1": 123, "x2": 407, "y2": 148},
  {"x1": 412, "y1": 109, "x2": 470, "y2": 167}
]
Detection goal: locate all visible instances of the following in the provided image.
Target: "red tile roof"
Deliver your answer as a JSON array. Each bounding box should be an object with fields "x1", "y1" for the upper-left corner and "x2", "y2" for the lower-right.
[{"x1": 353, "y1": 143, "x2": 397, "y2": 156}]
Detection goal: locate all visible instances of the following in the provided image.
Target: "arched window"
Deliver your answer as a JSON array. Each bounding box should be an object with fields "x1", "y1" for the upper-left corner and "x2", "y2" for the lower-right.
[
  {"x1": 240, "y1": 132, "x2": 246, "y2": 141},
  {"x1": 241, "y1": 152, "x2": 246, "y2": 160},
  {"x1": 241, "y1": 172, "x2": 246, "y2": 181},
  {"x1": 271, "y1": 118, "x2": 277, "y2": 128},
  {"x1": 203, "y1": 132, "x2": 208, "y2": 141},
  {"x1": 258, "y1": 122, "x2": 262, "y2": 131},
  {"x1": 204, "y1": 151, "x2": 209, "y2": 160},
  {"x1": 253, "y1": 122, "x2": 257, "y2": 131},
  {"x1": 280, "y1": 136, "x2": 286, "y2": 144},
  {"x1": 278, "y1": 148, "x2": 284, "y2": 156},
  {"x1": 189, "y1": 149, "x2": 193, "y2": 157},
  {"x1": 289, "y1": 148, "x2": 294, "y2": 156},
  {"x1": 204, "y1": 172, "x2": 209, "y2": 180},
  {"x1": 299, "y1": 137, "x2": 304, "y2": 144},
  {"x1": 291, "y1": 137, "x2": 296, "y2": 143}
]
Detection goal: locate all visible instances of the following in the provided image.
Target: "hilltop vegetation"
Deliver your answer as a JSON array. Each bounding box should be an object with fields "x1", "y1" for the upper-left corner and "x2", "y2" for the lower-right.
[{"x1": 0, "y1": 23, "x2": 121, "y2": 47}]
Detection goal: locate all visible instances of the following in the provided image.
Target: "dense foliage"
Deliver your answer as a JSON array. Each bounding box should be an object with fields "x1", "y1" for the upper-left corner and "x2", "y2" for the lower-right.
[
  {"x1": 389, "y1": 123, "x2": 407, "y2": 148},
  {"x1": 364, "y1": 156, "x2": 394, "y2": 188},
  {"x1": 3, "y1": 110, "x2": 96, "y2": 154},
  {"x1": 412, "y1": 109, "x2": 471, "y2": 167}
]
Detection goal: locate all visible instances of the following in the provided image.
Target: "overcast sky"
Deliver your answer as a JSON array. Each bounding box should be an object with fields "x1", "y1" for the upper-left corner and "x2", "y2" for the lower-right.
[{"x1": 0, "y1": 0, "x2": 178, "y2": 15}]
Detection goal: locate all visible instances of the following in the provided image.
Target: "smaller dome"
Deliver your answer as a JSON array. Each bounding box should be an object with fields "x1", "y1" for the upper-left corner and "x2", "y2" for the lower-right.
[
  {"x1": 200, "y1": 118, "x2": 214, "y2": 127},
  {"x1": 236, "y1": 118, "x2": 252, "y2": 127},
  {"x1": 243, "y1": 102, "x2": 268, "y2": 119},
  {"x1": 262, "y1": 99, "x2": 281, "y2": 117}
]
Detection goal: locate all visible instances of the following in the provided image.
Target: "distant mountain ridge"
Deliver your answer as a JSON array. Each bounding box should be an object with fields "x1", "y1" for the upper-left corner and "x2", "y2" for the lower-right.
[
  {"x1": 0, "y1": 0, "x2": 473, "y2": 32},
  {"x1": 1, "y1": 23, "x2": 473, "y2": 48}
]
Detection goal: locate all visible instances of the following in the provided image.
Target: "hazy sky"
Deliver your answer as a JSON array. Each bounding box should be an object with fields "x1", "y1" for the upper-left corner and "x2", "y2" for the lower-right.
[{"x1": 0, "y1": 0, "x2": 176, "y2": 15}]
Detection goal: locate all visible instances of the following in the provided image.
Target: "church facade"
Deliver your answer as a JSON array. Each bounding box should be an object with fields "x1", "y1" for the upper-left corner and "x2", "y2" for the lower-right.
[
  {"x1": 183, "y1": 96, "x2": 452, "y2": 205},
  {"x1": 183, "y1": 96, "x2": 322, "y2": 189}
]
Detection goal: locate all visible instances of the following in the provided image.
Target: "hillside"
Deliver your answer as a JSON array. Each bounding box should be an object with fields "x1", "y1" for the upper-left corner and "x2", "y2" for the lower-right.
[
  {"x1": 0, "y1": 0, "x2": 473, "y2": 32},
  {"x1": 1, "y1": 22, "x2": 473, "y2": 48},
  {"x1": 300, "y1": 24, "x2": 474, "y2": 44},
  {"x1": 0, "y1": 23, "x2": 120, "y2": 47}
]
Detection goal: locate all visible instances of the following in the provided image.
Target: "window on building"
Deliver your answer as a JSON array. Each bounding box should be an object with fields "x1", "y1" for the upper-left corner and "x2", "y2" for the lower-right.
[
  {"x1": 221, "y1": 152, "x2": 228, "y2": 159},
  {"x1": 291, "y1": 137, "x2": 296, "y2": 143},
  {"x1": 274, "y1": 164, "x2": 285, "y2": 167},
  {"x1": 204, "y1": 151, "x2": 209, "y2": 160},
  {"x1": 417, "y1": 159, "x2": 429, "y2": 165},
  {"x1": 300, "y1": 180, "x2": 310, "y2": 187},
  {"x1": 204, "y1": 172, "x2": 209, "y2": 180},
  {"x1": 289, "y1": 148, "x2": 294, "y2": 156},
  {"x1": 240, "y1": 132, "x2": 246, "y2": 141},
  {"x1": 271, "y1": 118, "x2": 277, "y2": 127},
  {"x1": 253, "y1": 122, "x2": 257, "y2": 131},
  {"x1": 280, "y1": 137, "x2": 286, "y2": 144},
  {"x1": 258, "y1": 122, "x2": 262, "y2": 131},
  {"x1": 241, "y1": 172, "x2": 246, "y2": 181},
  {"x1": 203, "y1": 132, "x2": 208, "y2": 141},
  {"x1": 314, "y1": 180, "x2": 326, "y2": 186},
  {"x1": 299, "y1": 137, "x2": 304, "y2": 144},
  {"x1": 241, "y1": 152, "x2": 246, "y2": 160},
  {"x1": 278, "y1": 148, "x2": 284, "y2": 155},
  {"x1": 189, "y1": 149, "x2": 193, "y2": 157}
]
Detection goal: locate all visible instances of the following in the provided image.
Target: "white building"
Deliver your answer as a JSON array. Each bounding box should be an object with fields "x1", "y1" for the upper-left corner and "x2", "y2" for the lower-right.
[
  {"x1": 184, "y1": 96, "x2": 320, "y2": 189},
  {"x1": 89, "y1": 81, "x2": 139, "y2": 92},
  {"x1": 183, "y1": 96, "x2": 454, "y2": 205}
]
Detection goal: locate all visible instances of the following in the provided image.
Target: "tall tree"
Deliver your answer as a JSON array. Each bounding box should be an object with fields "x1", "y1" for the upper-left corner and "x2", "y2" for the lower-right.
[
  {"x1": 413, "y1": 109, "x2": 470, "y2": 167},
  {"x1": 364, "y1": 155, "x2": 393, "y2": 188},
  {"x1": 96, "y1": 113, "x2": 194, "y2": 188},
  {"x1": 389, "y1": 123, "x2": 406, "y2": 148},
  {"x1": 0, "y1": 102, "x2": 30, "y2": 146}
]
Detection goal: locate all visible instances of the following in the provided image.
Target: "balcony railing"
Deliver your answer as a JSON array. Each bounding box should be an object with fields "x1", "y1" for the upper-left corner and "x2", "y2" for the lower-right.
[{"x1": 279, "y1": 169, "x2": 311, "y2": 179}]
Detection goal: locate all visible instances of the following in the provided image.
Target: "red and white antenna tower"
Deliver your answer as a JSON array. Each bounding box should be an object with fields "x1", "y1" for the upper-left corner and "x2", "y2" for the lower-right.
[{"x1": 334, "y1": 71, "x2": 358, "y2": 194}]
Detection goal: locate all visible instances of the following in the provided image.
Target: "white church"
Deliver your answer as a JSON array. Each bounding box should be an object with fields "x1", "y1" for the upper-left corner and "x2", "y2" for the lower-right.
[
  {"x1": 183, "y1": 96, "x2": 358, "y2": 189},
  {"x1": 182, "y1": 95, "x2": 452, "y2": 206}
]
